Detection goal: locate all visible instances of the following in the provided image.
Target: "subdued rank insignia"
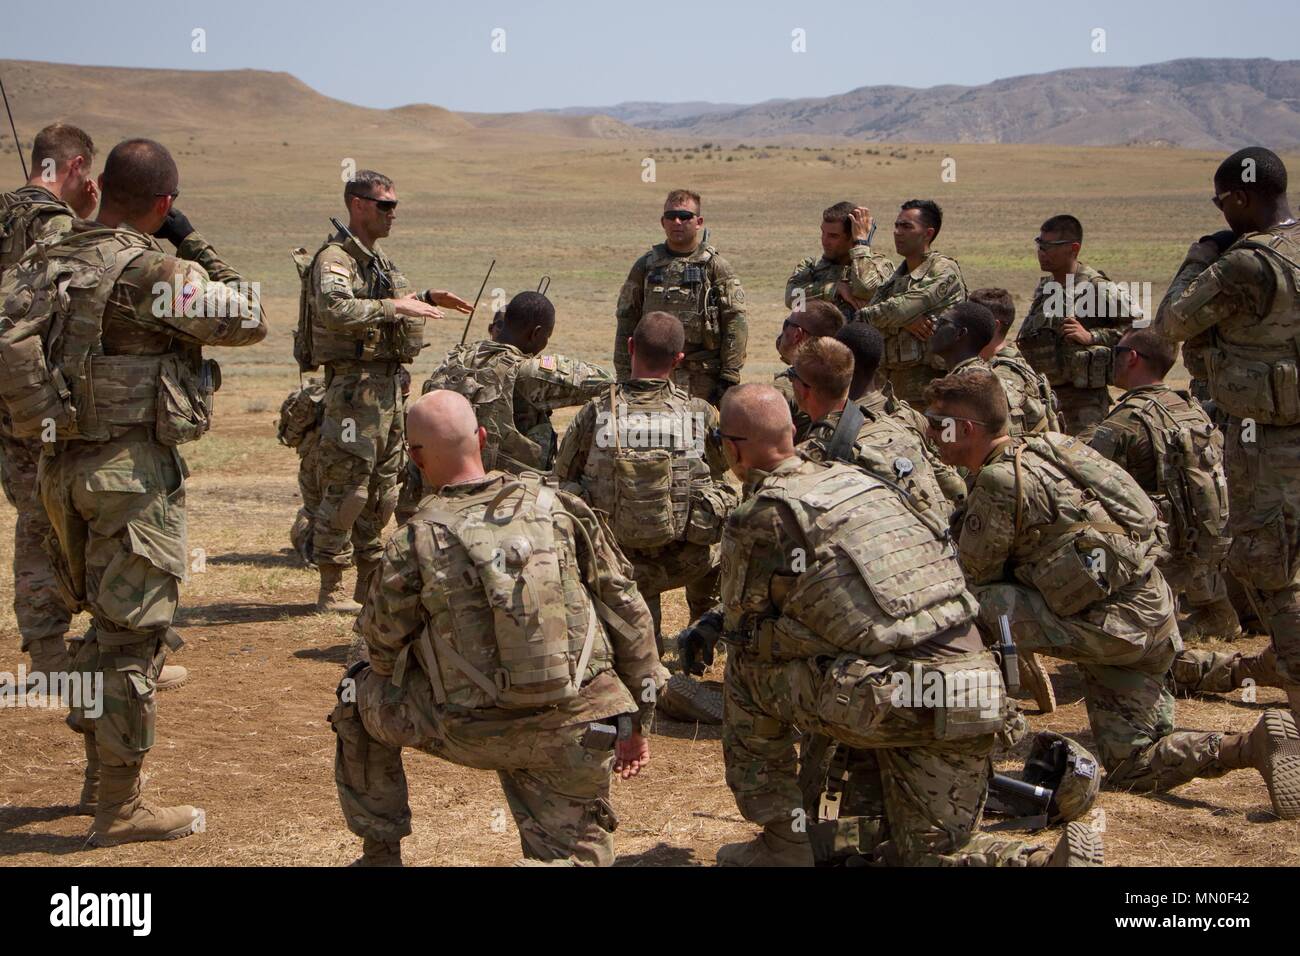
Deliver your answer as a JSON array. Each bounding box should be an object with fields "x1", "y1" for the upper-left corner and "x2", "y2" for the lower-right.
[{"x1": 964, "y1": 513, "x2": 983, "y2": 534}]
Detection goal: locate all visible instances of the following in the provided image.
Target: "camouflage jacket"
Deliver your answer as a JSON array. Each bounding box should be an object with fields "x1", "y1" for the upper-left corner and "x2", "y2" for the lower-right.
[
  {"x1": 614, "y1": 241, "x2": 748, "y2": 383},
  {"x1": 1087, "y1": 383, "x2": 1199, "y2": 494},
  {"x1": 358, "y1": 471, "x2": 668, "y2": 731},
  {"x1": 948, "y1": 353, "x2": 1058, "y2": 436},
  {"x1": 773, "y1": 367, "x2": 812, "y2": 441},
  {"x1": 784, "y1": 246, "x2": 894, "y2": 316},
  {"x1": 854, "y1": 251, "x2": 966, "y2": 371},
  {"x1": 861, "y1": 389, "x2": 967, "y2": 508}
]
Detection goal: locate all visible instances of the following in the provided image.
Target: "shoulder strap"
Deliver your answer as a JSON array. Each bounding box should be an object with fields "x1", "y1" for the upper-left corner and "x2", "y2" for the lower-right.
[
  {"x1": 1012, "y1": 444, "x2": 1026, "y2": 540},
  {"x1": 825, "y1": 401, "x2": 866, "y2": 463},
  {"x1": 609, "y1": 384, "x2": 620, "y2": 453}
]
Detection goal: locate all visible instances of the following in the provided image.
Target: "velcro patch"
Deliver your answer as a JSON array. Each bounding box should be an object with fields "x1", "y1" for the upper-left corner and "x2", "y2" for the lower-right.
[
  {"x1": 539, "y1": 355, "x2": 557, "y2": 371},
  {"x1": 173, "y1": 280, "x2": 199, "y2": 315}
]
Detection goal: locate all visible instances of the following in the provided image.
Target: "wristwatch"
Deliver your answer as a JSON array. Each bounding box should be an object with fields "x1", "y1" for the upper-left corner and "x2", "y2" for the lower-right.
[{"x1": 853, "y1": 239, "x2": 871, "y2": 247}]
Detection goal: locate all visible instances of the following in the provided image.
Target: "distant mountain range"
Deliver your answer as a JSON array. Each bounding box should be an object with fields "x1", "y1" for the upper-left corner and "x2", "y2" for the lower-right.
[{"x1": 541, "y1": 58, "x2": 1300, "y2": 149}]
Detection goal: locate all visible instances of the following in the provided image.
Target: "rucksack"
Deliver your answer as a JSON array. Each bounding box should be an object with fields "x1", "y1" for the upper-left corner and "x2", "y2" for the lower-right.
[
  {"x1": 991, "y1": 354, "x2": 1060, "y2": 434},
  {"x1": 277, "y1": 380, "x2": 325, "y2": 448},
  {"x1": 424, "y1": 343, "x2": 543, "y2": 472},
  {"x1": 0, "y1": 189, "x2": 69, "y2": 279}
]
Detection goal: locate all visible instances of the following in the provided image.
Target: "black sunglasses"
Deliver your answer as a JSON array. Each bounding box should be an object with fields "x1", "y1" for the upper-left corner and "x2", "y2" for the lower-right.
[
  {"x1": 1033, "y1": 236, "x2": 1073, "y2": 248},
  {"x1": 710, "y1": 427, "x2": 747, "y2": 445},
  {"x1": 922, "y1": 411, "x2": 991, "y2": 430},
  {"x1": 1113, "y1": 345, "x2": 1150, "y2": 362},
  {"x1": 355, "y1": 195, "x2": 398, "y2": 213},
  {"x1": 662, "y1": 209, "x2": 698, "y2": 222}
]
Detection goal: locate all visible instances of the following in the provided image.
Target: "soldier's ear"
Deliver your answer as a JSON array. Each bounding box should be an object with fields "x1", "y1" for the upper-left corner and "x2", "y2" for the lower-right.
[
  {"x1": 476, "y1": 426, "x2": 487, "y2": 452},
  {"x1": 672, "y1": 350, "x2": 684, "y2": 369},
  {"x1": 627, "y1": 338, "x2": 636, "y2": 360}
]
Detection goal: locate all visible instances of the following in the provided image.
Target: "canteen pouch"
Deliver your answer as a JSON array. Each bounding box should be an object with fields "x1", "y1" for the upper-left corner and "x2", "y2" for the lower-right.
[
  {"x1": 928, "y1": 655, "x2": 1005, "y2": 741},
  {"x1": 816, "y1": 656, "x2": 897, "y2": 734},
  {"x1": 1025, "y1": 537, "x2": 1109, "y2": 617},
  {"x1": 156, "y1": 354, "x2": 214, "y2": 446}
]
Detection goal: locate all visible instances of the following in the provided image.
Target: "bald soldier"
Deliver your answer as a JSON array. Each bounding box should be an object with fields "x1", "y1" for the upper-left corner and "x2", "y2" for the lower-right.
[
  {"x1": 0, "y1": 123, "x2": 99, "y2": 683},
  {"x1": 331, "y1": 390, "x2": 667, "y2": 866},
  {"x1": 714, "y1": 384, "x2": 1101, "y2": 866},
  {"x1": 926, "y1": 370, "x2": 1300, "y2": 818},
  {"x1": 772, "y1": 300, "x2": 844, "y2": 441}
]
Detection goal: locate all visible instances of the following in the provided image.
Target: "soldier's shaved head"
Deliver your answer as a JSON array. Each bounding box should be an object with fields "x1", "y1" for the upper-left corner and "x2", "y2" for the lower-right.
[
  {"x1": 407, "y1": 390, "x2": 486, "y2": 487},
  {"x1": 719, "y1": 384, "x2": 797, "y2": 480},
  {"x1": 632, "y1": 311, "x2": 686, "y2": 369},
  {"x1": 100, "y1": 138, "x2": 178, "y2": 219}
]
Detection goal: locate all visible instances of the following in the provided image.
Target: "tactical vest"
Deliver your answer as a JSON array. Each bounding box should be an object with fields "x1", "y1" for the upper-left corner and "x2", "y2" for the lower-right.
[
  {"x1": 1115, "y1": 389, "x2": 1230, "y2": 565},
  {"x1": 1200, "y1": 228, "x2": 1300, "y2": 425},
  {"x1": 640, "y1": 244, "x2": 721, "y2": 357},
  {"x1": 404, "y1": 476, "x2": 612, "y2": 711},
  {"x1": 424, "y1": 343, "x2": 543, "y2": 472},
  {"x1": 291, "y1": 235, "x2": 417, "y2": 371},
  {"x1": 580, "y1": 383, "x2": 699, "y2": 550},
  {"x1": 1017, "y1": 268, "x2": 1121, "y2": 389},
  {"x1": 989, "y1": 354, "x2": 1060, "y2": 434},
  {"x1": 277, "y1": 380, "x2": 325, "y2": 448},
  {"x1": 880, "y1": 255, "x2": 966, "y2": 370},
  {"x1": 726, "y1": 461, "x2": 976, "y2": 657},
  {"x1": 0, "y1": 188, "x2": 69, "y2": 280},
  {"x1": 1010, "y1": 435, "x2": 1160, "y2": 617},
  {"x1": 0, "y1": 226, "x2": 216, "y2": 444}
]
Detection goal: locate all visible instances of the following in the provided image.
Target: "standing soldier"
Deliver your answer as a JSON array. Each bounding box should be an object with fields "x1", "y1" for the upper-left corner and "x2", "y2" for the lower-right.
[
  {"x1": 0, "y1": 123, "x2": 97, "y2": 682},
  {"x1": 1016, "y1": 215, "x2": 1141, "y2": 436},
  {"x1": 614, "y1": 189, "x2": 748, "y2": 404},
  {"x1": 331, "y1": 390, "x2": 666, "y2": 866},
  {"x1": 292, "y1": 170, "x2": 472, "y2": 614},
  {"x1": 771, "y1": 300, "x2": 844, "y2": 441},
  {"x1": 929, "y1": 301, "x2": 1060, "y2": 436},
  {"x1": 713, "y1": 385, "x2": 1099, "y2": 866},
  {"x1": 784, "y1": 202, "x2": 893, "y2": 320},
  {"x1": 1154, "y1": 146, "x2": 1300, "y2": 719},
  {"x1": 925, "y1": 370, "x2": 1300, "y2": 818},
  {"x1": 851, "y1": 199, "x2": 965, "y2": 406},
  {"x1": 0, "y1": 138, "x2": 267, "y2": 842}
]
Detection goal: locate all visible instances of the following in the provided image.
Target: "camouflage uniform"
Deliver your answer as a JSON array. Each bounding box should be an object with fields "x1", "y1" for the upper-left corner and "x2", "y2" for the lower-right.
[
  {"x1": 614, "y1": 242, "x2": 748, "y2": 402},
  {"x1": 1016, "y1": 264, "x2": 1142, "y2": 436},
  {"x1": 1154, "y1": 222, "x2": 1300, "y2": 711},
  {"x1": 948, "y1": 354, "x2": 1060, "y2": 437},
  {"x1": 10, "y1": 222, "x2": 265, "y2": 791},
  {"x1": 784, "y1": 246, "x2": 894, "y2": 319},
  {"x1": 862, "y1": 389, "x2": 967, "y2": 510},
  {"x1": 553, "y1": 378, "x2": 738, "y2": 647},
  {"x1": 852, "y1": 252, "x2": 966, "y2": 406},
  {"x1": 0, "y1": 185, "x2": 77, "y2": 656},
  {"x1": 721, "y1": 456, "x2": 1046, "y2": 866},
  {"x1": 330, "y1": 472, "x2": 667, "y2": 865},
  {"x1": 959, "y1": 436, "x2": 1245, "y2": 791},
  {"x1": 300, "y1": 230, "x2": 425, "y2": 571},
  {"x1": 395, "y1": 340, "x2": 611, "y2": 522},
  {"x1": 773, "y1": 368, "x2": 811, "y2": 442},
  {"x1": 277, "y1": 381, "x2": 326, "y2": 564}
]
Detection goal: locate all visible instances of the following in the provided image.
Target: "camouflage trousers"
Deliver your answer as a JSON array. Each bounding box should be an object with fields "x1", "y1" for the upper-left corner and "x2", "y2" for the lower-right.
[
  {"x1": 1221, "y1": 418, "x2": 1300, "y2": 688},
  {"x1": 393, "y1": 457, "x2": 424, "y2": 527},
  {"x1": 0, "y1": 432, "x2": 72, "y2": 649},
  {"x1": 882, "y1": 364, "x2": 941, "y2": 408},
  {"x1": 1171, "y1": 644, "x2": 1282, "y2": 696},
  {"x1": 1052, "y1": 385, "x2": 1111, "y2": 437},
  {"x1": 1161, "y1": 551, "x2": 1230, "y2": 611},
  {"x1": 670, "y1": 361, "x2": 722, "y2": 404},
  {"x1": 314, "y1": 368, "x2": 405, "y2": 568},
  {"x1": 331, "y1": 664, "x2": 624, "y2": 865},
  {"x1": 289, "y1": 432, "x2": 321, "y2": 564},
  {"x1": 975, "y1": 578, "x2": 1237, "y2": 792},
  {"x1": 39, "y1": 434, "x2": 189, "y2": 766},
  {"x1": 723, "y1": 649, "x2": 1042, "y2": 866},
  {"x1": 626, "y1": 541, "x2": 720, "y2": 649}
]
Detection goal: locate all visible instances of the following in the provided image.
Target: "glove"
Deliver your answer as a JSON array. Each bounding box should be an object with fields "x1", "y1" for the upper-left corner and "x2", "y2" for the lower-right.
[
  {"x1": 1198, "y1": 229, "x2": 1237, "y2": 255},
  {"x1": 153, "y1": 208, "x2": 195, "y2": 246},
  {"x1": 709, "y1": 380, "x2": 737, "y2": 406},
  {"x1": 676, "y1": 609, "x2": 724, "y2": 677}
]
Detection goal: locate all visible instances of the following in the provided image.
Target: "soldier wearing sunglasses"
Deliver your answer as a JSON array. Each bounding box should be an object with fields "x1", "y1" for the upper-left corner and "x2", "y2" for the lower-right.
[{"x1": 614, "y1": 189, "x2": 749, "y2": 405}]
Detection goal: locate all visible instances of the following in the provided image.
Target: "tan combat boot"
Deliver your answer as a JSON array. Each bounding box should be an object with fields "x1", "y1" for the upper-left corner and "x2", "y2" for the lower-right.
[
  {"x1": 317, "y1": 564, "x2": 362, "y2": 614},
  {"x1": 656, "y1": 673, "x2": 724, "y2": 725},
  {"x1": 76, "y1": 733, "x2": 100, "y2": 816},
  {"x1": 88, "y1": 764, "x2": 206, "y2": 847},
  {"x1": 349, "y1": 836, "x2": 402, "y2": 867},
  {"x1": 25, "y1": 635, "x2": 70, "y2": 689},
  {"x1": 1218, "y1": 709, "x2": 1300, "y2": 820},
  {"x1": 717, "y1": 825, "x2": 815, "y2": 867},
  {"x1": 353, "y1": 557, "x2": 380, "y2": 605},
  {"x1": 1033, "y1": 821, "x2": 1104, "y2": 867},
  {"x1": 1181, "y1": 599, "x2": 1243, "y2": 643},
  {"x1": 1017, "y1": 652, "x2": 1057, "y2": 714},
  {"x1": 155, "y1": 663, "x2": 189, "y2": 692}
]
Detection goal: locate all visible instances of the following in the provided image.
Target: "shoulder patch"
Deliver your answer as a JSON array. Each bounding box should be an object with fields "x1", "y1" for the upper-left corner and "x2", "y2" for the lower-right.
[{"x1": 539, "y1": 355, "x2": 557, "y2": 371}]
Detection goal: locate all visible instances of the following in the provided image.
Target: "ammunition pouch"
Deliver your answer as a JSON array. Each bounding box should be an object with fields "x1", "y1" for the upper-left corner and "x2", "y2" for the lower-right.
[
  {"x1": 155, "y1": 354, "x2": 218, "y2": 446},
  {"x1": 1067, "y1": 344, "x2": 1112, "y2": 390},
  {"x1": 1206, "y1": 348, "x2": 1300, "y2": 426},
  {"x1": 816, "y1": 656, "x2": 898, "y2": 734}
]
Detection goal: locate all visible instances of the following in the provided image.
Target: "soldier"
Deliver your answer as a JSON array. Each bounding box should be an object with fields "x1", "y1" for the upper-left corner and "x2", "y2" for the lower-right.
[
  {"x1": 925, "y1": 370, "x2": 1300, "y2": 818},
  {"x1": 772, "y1": 300, "x2": 844, "y2": 441},
  {"x1": 0, "y1": 138, "x2": 267, "y2": 842},
  {"x1": 0, "y1": 123, "x2": 97, "y2": 683},
  {"x1": 834, "y1": 322, "x2": 966, "y2": 510},
  {"x1": 614, "y1": 189, "x2": 748, "y2": 403},
  {"x1": 784, "y1": 202, "x2": 894, "y2": 320},
  {"x1": 1015, "y1": 215, "x2": 1142, "y2": 436},
  {"x1": 713, "y1": 384, "x2": 1100, "y2": 866},
  {"x1": 968, "y1": 287, "x2": 1023, "y2": 362},
  {"x1": 330, "y1": 390, "x2": 667, "y2": 866},
  {"x1": 929, "y1": 301, "x2": 1060, "y2": 437},
  {"x1": 1154, "y1": 146, "x2": 1300, "y2": 719},
  {"x1": 850, "y1": 199, "x2": 966, "y2": 406},
  {"x1": 294, "y1": 169, "x2": 471, "y2": 614}
]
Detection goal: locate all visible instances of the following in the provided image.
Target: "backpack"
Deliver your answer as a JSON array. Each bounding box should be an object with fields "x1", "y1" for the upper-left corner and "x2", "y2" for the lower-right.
[
  {"x1": 290, "y1": 245, "x2": 323, "y2": 373},
  {"x1": 0, "y1": 189, "x2": 69, "y2": 279},
  {"x1": 277, "y1": 380, "x2": 326, "y2": 448},
  {"x1": 424, "y1": 343, "x2": 542, "y2": 472},
  {"x1": 991, "y1": 354, "x2": 1060, "y2": 434}
]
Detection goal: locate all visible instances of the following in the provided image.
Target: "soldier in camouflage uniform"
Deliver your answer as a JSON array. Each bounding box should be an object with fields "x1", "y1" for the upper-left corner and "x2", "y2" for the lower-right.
[
  {"x1": 772, "y1": 300, "x2": 845, "y2": 442},
  {"x1": 930, "y1": 301, "x2": 1060, "y2": 436},
  {"x1": 1015, "y1": 215, "x2": 1142, "y2": 436},
  {"x1": 713, "y1": 384, "x2": 1101, "y2": 866},
  {"x1": 1154, "y1": 147, "x2": 1300, "y2": 720},
  {"x1": 330, "y1": 390, "x2": 667, "y2": 866},
  {"x1": 925, "y1": 370, "x2": 1300, "y2": 818},
  {"x1": 784, "y1": 202, "x2": 894, "y2": 321},
  {"x1": 554, "y1": 312, "x2": 736, "y2": 651},
  {"x1": 293, "y1": 169, "x2": 471, "y2": 614},
  {"x1": 0, "y1": 124, "x2": 97, "y2": 681},
  {"x1": 614, "y1": 189, "x2": 748, "y2": 404},
  {"x1": 0, "y1": 139, "x2": 267, "y2": 843},
  {"x1": 851, "y1": 199, "x2": 966, "y2": 406}
]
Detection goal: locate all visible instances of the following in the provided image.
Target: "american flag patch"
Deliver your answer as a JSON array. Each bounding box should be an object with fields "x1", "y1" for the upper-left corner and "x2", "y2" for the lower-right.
[
  {"x1": 539, "y1": 355, "x2": 556, "y2": 370},
  {"x1": 173, "y1": 281, "x2": 199, "y2": 315}
]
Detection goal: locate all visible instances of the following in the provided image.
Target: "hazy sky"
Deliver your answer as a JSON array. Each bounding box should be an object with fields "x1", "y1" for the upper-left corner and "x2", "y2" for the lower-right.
[{"x1": 1, "y1": 0, "x2": 1292, "y2": 113}]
